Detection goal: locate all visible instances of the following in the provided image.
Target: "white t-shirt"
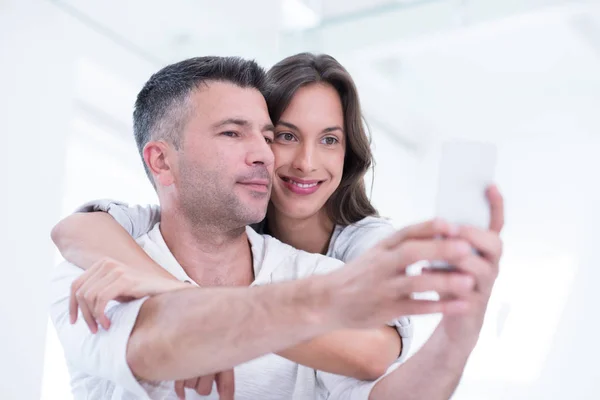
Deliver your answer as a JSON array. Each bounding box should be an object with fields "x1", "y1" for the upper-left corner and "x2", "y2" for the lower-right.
[
  {"x1": 77, "y1": 200, "x2": 413, "y2": 350},
  {"x1": 50, "y1": 200, "x2": 413, "y2": 399}
]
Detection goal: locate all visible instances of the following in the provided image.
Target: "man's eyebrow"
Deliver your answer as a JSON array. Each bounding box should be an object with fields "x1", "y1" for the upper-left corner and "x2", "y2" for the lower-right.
[
  {"x1": 262, "y1": 123, "x2": 275, "y2": 133},
  {"x1": 211, "y1": 118, "x2": 251, "y2": 129}
]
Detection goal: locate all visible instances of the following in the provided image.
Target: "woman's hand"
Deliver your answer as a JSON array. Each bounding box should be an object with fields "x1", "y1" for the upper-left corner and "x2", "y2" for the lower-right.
[{"x1": 69, "y1": 257, "x2": 189, "y2": 333}]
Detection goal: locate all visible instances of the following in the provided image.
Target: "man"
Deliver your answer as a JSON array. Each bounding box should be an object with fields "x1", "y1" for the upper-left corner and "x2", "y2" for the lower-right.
[{"x1": 50, "y1": 56, "x2": 503, "y2": 399}]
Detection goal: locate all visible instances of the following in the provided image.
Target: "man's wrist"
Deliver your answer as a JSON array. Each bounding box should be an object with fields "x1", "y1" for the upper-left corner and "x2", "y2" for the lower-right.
[
  {"x1": 290, "y1": 273, "x2": 346, "y2": 334},
  {"x1": 430, "y1": 325, "x2": 474, "y2": 370}
]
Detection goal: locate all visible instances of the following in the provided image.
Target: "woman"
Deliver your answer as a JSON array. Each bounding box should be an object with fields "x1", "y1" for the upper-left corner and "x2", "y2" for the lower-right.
[{"x1": 52, "y1": 53, "x2": 412, "y2": 383}]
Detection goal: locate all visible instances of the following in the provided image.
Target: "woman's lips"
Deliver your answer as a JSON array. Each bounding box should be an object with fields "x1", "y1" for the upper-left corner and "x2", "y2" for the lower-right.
[{"x1": 280, "y1": 176, "x2": 323, "y2": 195}]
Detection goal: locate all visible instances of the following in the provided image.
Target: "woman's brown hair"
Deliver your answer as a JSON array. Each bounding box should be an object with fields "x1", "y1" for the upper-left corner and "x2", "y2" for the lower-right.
[{"x1": 265, "y1": 52, "x2": 378, "y2": 226}]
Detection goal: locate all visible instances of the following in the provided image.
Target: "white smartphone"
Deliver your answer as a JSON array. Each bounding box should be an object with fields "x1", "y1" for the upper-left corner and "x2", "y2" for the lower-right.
[{"x1": 430, "y1": 140, "x2": 497, "y2": 269}]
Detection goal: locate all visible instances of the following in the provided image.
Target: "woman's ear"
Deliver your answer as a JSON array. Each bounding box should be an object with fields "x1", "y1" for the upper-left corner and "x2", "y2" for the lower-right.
[{"x1": 143, "y1": 141, "x2": 175, "y2": 187}]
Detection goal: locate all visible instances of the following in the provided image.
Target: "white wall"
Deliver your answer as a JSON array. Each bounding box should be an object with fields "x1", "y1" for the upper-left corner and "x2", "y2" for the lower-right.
[
  {"x1": 0, "y1": 1, "x2": 157, "y2": 398},
  {"x1": 357, "y1": 7, "x2": 600, "y2": 398}
]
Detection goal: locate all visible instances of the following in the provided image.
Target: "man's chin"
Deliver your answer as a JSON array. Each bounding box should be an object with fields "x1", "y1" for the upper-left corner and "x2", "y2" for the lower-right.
[{"x1": 238, "y1": 202, "x2": 268, "y2": 225}]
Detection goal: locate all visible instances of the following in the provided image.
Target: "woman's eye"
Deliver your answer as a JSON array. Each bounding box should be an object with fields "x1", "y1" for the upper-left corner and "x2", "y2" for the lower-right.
[
  {"x1": 277, "y1": 132, "x2": 296, "y2": 142},
  {"x1": 322, "y1": 137, "x2": 339, "y2": 145}
]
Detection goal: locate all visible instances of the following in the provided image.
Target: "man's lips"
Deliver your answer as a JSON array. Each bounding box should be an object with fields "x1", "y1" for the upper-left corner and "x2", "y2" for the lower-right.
[{"x1": 238, "y1": 179, "x2": 270, "y2": 193}]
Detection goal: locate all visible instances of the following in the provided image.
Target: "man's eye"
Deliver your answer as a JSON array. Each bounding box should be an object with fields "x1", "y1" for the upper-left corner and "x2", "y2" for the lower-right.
[
  {"x1": 265, "y1": 136, "x2": 273, "y2": 144},
  {"x1": 222, "y1": 131, "x2": 238, "y2": 137}
]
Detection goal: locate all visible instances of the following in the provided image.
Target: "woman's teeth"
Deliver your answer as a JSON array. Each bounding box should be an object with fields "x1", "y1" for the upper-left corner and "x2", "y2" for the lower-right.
[{"x1": 287, "y1": 179, "x2": 318, "y2": 188}]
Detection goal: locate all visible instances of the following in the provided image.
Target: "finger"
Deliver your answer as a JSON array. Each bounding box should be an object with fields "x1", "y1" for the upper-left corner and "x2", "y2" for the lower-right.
[
  {"x1": 184, "y1": 377, "x2": 200, "y2": 389},
  {"x1": 91, "y1": 277, "x2": 136, "y2": 330},
  {"x1": 70, "y1": 260, "x2": 111, "y2": 324},
  {"x1": 392, "y1": 238, "x2": 473, "y2": 272},
  {"x1": 380, "y1": 219, "x2": 460, "y2": 249},
  {"x1": 458, "y1": 225, "x2": 503, "y2": 264},
  {"x1": 453, "y1": 254, "x2": 498, "y2": 294},
  {"x1": 75, "y1": 288, "x2": 98, "y2": 333},
  {"x1": 69, "y1": 279, "x2": 81, "y2": 324},
  {"x1": 76, "y1": 269, "x2": 120, "y2": 331},
  {"x1": 174, "y1": 380, "x2": 186, "y2": 400},
  {"x1": 393, "y1": 273, "x2": 475, "y2": 298},
  {"x1": 487, "y1": 184, "x2": 504, "y2": 233},
  {"x1": 69, "y1": 265, "x2": 104, "y2": 324},
  {"x1": 216, "y1": 370, "x2": 235, "y2": 400},
  {"x1": 195, "y1": 374, "x2": 215, "y2": 396},
  {"x1": 73, "y1": 264, "x2": 112, "y2": 333},
  {"x1": 85, "y1": 272, "x2": 128, "y2": 330}
]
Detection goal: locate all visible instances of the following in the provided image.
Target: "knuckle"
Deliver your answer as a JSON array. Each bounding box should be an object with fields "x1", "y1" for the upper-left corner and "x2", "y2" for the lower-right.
[
  {"x1": 405, "y1": 276, "x2": 425, "y2": 293},
  {"x1": 439, "y1": 240, "x2": 456, "y2": 259},
  {"x1": 400, "y1": 242, "x2": 418, "y2": 262},
  {"x1": 431, "y1": 218, "x2": 445, "y2": 234},
  {"x1": 83, "y1": 292, "x2": 95, "y2": 303},
  {"x1": 71, "y1": 282, "x2": 80, "y2": 295}
]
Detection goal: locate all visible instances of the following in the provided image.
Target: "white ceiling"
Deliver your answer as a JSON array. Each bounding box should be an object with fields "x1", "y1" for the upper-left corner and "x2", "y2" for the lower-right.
[
  {"x1": 51, "y1": 0, "x2": 600, "y2": 150},
  {"x1": 54, "y1": 0, "x2": 593, "y2": 63},
  {"x1": 343, "y1": 1, "x2": 600, "y2": 148}
]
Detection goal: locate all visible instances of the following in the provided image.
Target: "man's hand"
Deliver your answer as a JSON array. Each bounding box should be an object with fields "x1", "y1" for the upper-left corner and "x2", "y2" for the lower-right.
[
  {"x1": 69, "y1": 257, "x2": 189, "y2": 333},
  {"x1": 325, "y1": 218, "x2": 481, "y2": 330},
  {"x1": 436, "y1": 185, "x2": 504, "y2": 351},
  {"x1": 174, "y1": 369, "x2": 234, "y2": 400},
  {"x1": 367, "y1": 185, "x2": 505, "y2": 400}
]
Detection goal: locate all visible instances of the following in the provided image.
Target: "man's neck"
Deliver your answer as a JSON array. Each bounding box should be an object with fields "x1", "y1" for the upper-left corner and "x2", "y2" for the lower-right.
[
  {"x1": 267, "y1": 205, "x2": 335, "y2": 255},
  {"x1": 159, "y1": 210, "x2": 254, "y2": 287}
]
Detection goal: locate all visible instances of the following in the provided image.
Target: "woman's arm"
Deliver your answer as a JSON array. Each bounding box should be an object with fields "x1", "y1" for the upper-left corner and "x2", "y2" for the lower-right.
[
  {"x1": 278, "y1": 327, "x2": 401, "y2": 380},
  {"x1": 275, "y1": 220, "x2": 408, "y2": 380},
  {"x1": 51, "y1": 211, "x2": 170, "y2": 278}
]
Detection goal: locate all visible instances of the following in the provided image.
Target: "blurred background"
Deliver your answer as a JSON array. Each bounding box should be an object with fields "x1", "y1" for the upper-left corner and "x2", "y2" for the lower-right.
[{"x1": 1, "y1": 0, "x2": 599, "y2": 399}]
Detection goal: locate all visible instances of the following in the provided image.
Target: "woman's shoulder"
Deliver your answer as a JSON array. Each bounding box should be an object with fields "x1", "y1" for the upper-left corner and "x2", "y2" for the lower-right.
[
  {"x1": 328, "y1": 216, "x2": 397, "y2": 262},
  {"x1": 344, "y1": 215, "x2": 395, "y2": 230}
]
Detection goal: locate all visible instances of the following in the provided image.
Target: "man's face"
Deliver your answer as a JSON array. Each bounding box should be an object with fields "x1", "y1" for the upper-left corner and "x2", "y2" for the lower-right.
[{"x1": 173, "y1": 81, "x2": 275, "y2": 229}]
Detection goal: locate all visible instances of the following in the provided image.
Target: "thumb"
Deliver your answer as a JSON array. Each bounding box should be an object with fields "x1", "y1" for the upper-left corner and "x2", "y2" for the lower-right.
[{"x1": 487, "y1": 184, "x2": 504, "y2": 233}]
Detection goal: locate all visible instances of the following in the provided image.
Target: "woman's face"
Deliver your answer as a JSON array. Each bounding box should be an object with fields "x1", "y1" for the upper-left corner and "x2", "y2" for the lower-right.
[{"x1": 270, "y1": 83, "x2": 346, "y2": 221}]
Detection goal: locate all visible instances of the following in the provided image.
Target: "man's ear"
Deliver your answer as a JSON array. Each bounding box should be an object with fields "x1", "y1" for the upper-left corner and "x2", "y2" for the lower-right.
[{"x1": 143, "y1": 141, "x2": 175, "y2": 187}]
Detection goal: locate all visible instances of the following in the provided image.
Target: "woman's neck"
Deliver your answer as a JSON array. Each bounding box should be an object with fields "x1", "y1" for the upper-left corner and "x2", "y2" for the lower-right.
[{"x1": 267, "y1": 204, "x2": 336, "y2": 255}]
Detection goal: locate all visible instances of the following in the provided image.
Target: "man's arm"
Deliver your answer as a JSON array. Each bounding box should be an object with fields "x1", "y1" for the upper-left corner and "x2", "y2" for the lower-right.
[
  {"x1": 368, "y1": 327, "x2": 470, "y2": 399},
  {"x1": 322, "y1": 186, "x2": 505, "y2": 400},
  {"x1": 315, "y1": 326, "x2": 471, "y2": 400},
  {"x1": 55, "y1": 219, "x2": 477, "y2": 385},
  {"x1": 126, "y1": 275, "x2": 335, "y2": 381}
]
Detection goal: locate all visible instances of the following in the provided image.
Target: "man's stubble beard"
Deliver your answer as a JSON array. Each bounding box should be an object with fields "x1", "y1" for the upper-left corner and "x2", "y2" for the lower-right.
[{"x1": 178, "y1": 163, "x2": 267, "y2": 231}]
